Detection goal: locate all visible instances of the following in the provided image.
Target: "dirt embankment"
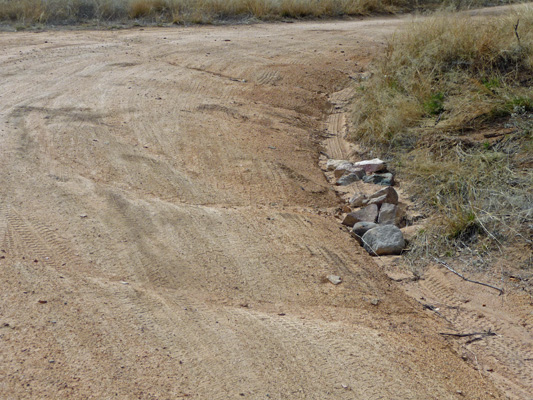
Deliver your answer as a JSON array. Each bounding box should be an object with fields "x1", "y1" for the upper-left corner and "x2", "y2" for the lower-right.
[{"x1": 0, "y1": 17, "x2": 516, "y2": 399}]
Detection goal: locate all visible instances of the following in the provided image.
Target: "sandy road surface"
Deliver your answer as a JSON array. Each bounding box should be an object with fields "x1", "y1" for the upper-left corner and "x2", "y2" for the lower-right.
[{"x1": 0, "y1": 18, "x2": 507, "y2": 399}]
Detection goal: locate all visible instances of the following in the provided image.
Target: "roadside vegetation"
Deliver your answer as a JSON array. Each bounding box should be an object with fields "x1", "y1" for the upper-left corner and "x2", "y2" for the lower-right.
[
  {"x1": 350, "y1": 6, "x2": 533, "y2": 268},
  {"x1": 0, "y1": 0, "x2": 405, "y2": 25},
  {"x1": 0, "y1": 0, "x2": 523, "y2": 26}
]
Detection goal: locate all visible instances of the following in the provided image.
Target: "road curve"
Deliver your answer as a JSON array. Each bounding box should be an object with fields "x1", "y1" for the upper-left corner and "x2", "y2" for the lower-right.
[{"x1": 0, "y1": 19, "x2": 504, "y2": 399}]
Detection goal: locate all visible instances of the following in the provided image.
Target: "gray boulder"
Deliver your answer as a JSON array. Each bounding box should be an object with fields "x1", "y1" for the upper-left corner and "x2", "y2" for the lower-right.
[
  {"x1": 334, "y1": 162, "x2": 355, "y2": 178},
  {"x1": 336, "y1": 169, "x2": 365, "y2": 186},
  {"x1": 362, "y1": 225, "x2": 405, "y2": 256},
  {"x1": 351, "y1": 222, "x2": 378, "y2": 244},
  {"x1": 367, "y1": 187, "x2": 398, "y2": 205},
  {"x1": 378, "y1": 203, "x2": 398, "y2": 225},
  {"x1": 363, "y1": 172, "x2": 394, "y2": 186},
  {"x1": 349, "y1": 194, "x2": 367, "y2": 208},
  {"x1": 342, "y1": 204, "x2": 378, "y2": 227}
]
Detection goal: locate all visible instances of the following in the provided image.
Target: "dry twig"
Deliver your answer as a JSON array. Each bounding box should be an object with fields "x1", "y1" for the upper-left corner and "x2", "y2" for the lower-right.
[{"x1": 433, "y1": 258, "x2": 504, "y2": 295}]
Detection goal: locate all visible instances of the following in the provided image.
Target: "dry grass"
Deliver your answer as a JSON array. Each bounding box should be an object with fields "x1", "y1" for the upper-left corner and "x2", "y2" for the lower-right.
[
  {"x1": 350, "y1": 6, "x2": 533, "y2": 267},
  {"x1": 0, "y1": 0, "x2": 410, "y2": 25}
]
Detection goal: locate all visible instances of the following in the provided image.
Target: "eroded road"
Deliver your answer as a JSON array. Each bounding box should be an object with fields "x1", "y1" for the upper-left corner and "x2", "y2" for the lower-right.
[{"x1": 0, "y1": 19, "x2": 507, "y2": 399}]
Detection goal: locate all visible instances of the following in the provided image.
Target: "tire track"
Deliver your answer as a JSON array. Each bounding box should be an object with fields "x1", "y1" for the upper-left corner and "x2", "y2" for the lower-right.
[
  {"x1": 419, "y1": 267, "x2": 533, "y2": 398},
  {"x1": 256, "y1": 69, "x2": 281, "y2": 85}
]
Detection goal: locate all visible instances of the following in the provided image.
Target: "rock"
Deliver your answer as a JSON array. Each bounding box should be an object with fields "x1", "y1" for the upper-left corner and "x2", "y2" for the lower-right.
[
  {"x1": 327, "y1": 275, "x2": 342, "y2": 285},
  {"x1": 336, "y1": 170, "x2": 364, "y2": 186},
  {"x1": 327, "y1": 159, "x2": 349, "y2": 171},
  {"x1": 353, "y1": 158, "x2": 386, "y2": 174},
  {"x1": 342, "y1": 204, "x2": 378, "y2": 227},
  {"x1": 352, "y1": 221, "x2": 379, "y2": 237},
  {"x1": 349, "y1": 194, "x2": 367, "y2": 208},
  {"x1": 334, "y1": 162, "x2": 354, "y2": 178},
  {"x1": 363, "y1": 172, "x2": 394, "y2": 186},
  {"x1": 351, "y1": 222, "x2": 378, "y2": 244},
  {"x1": 342, "y1": 213, "x2": 358, "y2": 227},
  {"x1": 362, "y1": 225, "x2": 405, "y2": 256},
  {"x1": 395, "y1": 203, "x2": 409, "y2": 227},
  {"x1": 342, "y1": 205, "x2": 351, "y2": 213},
  {"x1": 378, "y1": 203, "x2": 398, "y2": 225},
  {"x1": 368, "y1": 187, "x2": 398, "y2": 205},
  {"x1": 367, "y1": 194, "x2": 388, "y2": 206}
]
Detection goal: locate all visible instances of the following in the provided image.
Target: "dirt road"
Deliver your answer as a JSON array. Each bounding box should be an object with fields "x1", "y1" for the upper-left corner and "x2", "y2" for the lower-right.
[{"x1": 0, "y1": 18, "x2": 508, "y2": 399}]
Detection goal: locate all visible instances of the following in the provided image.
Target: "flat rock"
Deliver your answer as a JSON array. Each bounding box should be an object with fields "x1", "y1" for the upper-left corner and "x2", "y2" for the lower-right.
[
  {"x1": 334, "y1": 162, "x2": 355, "y2": 178},
  {"x1": 362, "y1": 225, "x2": 405, "y2": 256},
  {"x1": 378, "y1": 203, "x2": 398, "y2": 225},
  {"x1": 327, "y1": 275, "x2": 342, "y2": 285},
  {"x1": 336, "y1": 170, "x2": 364, "y2": 186},
  {"x1": 367, "y1": 194, "x2": 388, "y2": 206},
  {"x1": 363, "y1": 172, "x2": 394, "y2": 186},
  {"x1": 353, "y1": 158, "x2": 386, "y2": 174},
  {"x1": 349, "y1": 194, "x2": 367, "y2": 208},
  {"x1": 327, "y1": 159, "x2": 349, "y2": 171},
  {"x1": 368, "y1": 187, "x2": 398, "y2": 205},
  {"x1": 342, "y1": 204, "x2": 378, "y2": 227},
  {"x1": 342, "y1": 213, "x2": 359, "y2": 227}
]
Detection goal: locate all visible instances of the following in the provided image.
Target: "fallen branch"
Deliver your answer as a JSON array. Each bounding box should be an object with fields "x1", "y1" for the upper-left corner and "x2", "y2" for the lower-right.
[
  {"x1": 433, "y1": 258, "x2": 504, "y2": 295},
  {"x1": 440, "y1": 330, "x2": 496, "y2": 338},
  {"x1": 515, "y1": 19, "x2": 521, "y2": 45}
]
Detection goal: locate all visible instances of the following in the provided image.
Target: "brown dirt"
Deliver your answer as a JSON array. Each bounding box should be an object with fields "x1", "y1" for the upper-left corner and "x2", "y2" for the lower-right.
[{"x1": 0, "y1": 15, "x2": 521, "y2": 399}]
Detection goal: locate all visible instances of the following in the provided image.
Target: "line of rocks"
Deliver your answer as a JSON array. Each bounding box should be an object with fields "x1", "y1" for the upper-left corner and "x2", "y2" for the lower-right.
[{"x1": 326, "y1": 158, "x2": 406, "y2": 256}]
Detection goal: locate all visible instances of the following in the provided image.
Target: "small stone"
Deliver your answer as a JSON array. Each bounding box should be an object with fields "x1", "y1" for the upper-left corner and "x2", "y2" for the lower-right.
[
  {"x1": 351, "y1": 222, "x2": 378, "y2": 244},
  {"x1": 352, "y1": 204, "x2": 379, "y2": 223},
  {"x1": 79, "y1": 214, "x2": 88, "y2": 218},
  {"x1": 367, "y1": 194, "x2": 388, "y2": 206},
  {"x1": 352, "y1": 222, "x2": 378, "y2": 238},
  {"x1": 363, "y1": 172, "x2": 394, "y2": 186},
  {"x1": 326, "y1": 159, "x2": 349, "y2": 171},
  {"x1": 370, "y1": 298, "x2": 380, "y2": 306},
  {"x1": 334, "y1": 162, "x2": 354, "y2": 178},
  {"x1": 342, "y1": 205, "x2": 351, "y2": 213},
  {"x1": 378, "y1": 203, "x2": 398, "y2": 225},
  {"x1": 368, "y1": 187, "x2": 398, "y2": 205},
  {"x1": 349, "y1": 194, "x2": 367, "y2": 208},
  {"x1": 327, "y1": 275, "x2": 342, "y2": 285},
  {"x1": 342, "y1": 213, "x2": 358, "y2": 227},
  {"x1": 353, "y1": 158, "x2": 386, "y2": 174},
  {"x1": 362, "y1": 225, "x2": 405, "y2": 256},
  {"x1": 342, "y1": 204, "x2": 378, "y2": 227},
  {"x1": 336, "y1": 171, "x2": 364, "y2": 186}
]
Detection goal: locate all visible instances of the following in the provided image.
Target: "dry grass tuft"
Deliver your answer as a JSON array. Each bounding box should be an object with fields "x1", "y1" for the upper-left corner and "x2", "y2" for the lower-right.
[
  {"x1": 0, "y1": 0, "x2": 426, "y2": 25},
  {"x1": 350, "y1": 6, "x2": 533, "y2": 266}
]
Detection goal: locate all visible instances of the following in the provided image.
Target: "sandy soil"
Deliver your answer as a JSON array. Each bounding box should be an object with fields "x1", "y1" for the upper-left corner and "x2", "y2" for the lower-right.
[{"x1": 0, "y1": 16, "x2": 522, "y2": 399}]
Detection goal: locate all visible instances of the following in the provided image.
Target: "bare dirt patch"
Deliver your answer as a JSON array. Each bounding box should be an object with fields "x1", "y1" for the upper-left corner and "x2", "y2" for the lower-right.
[{"x1": 0, "y1": 17, "x2": 518, "y2": 399}]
